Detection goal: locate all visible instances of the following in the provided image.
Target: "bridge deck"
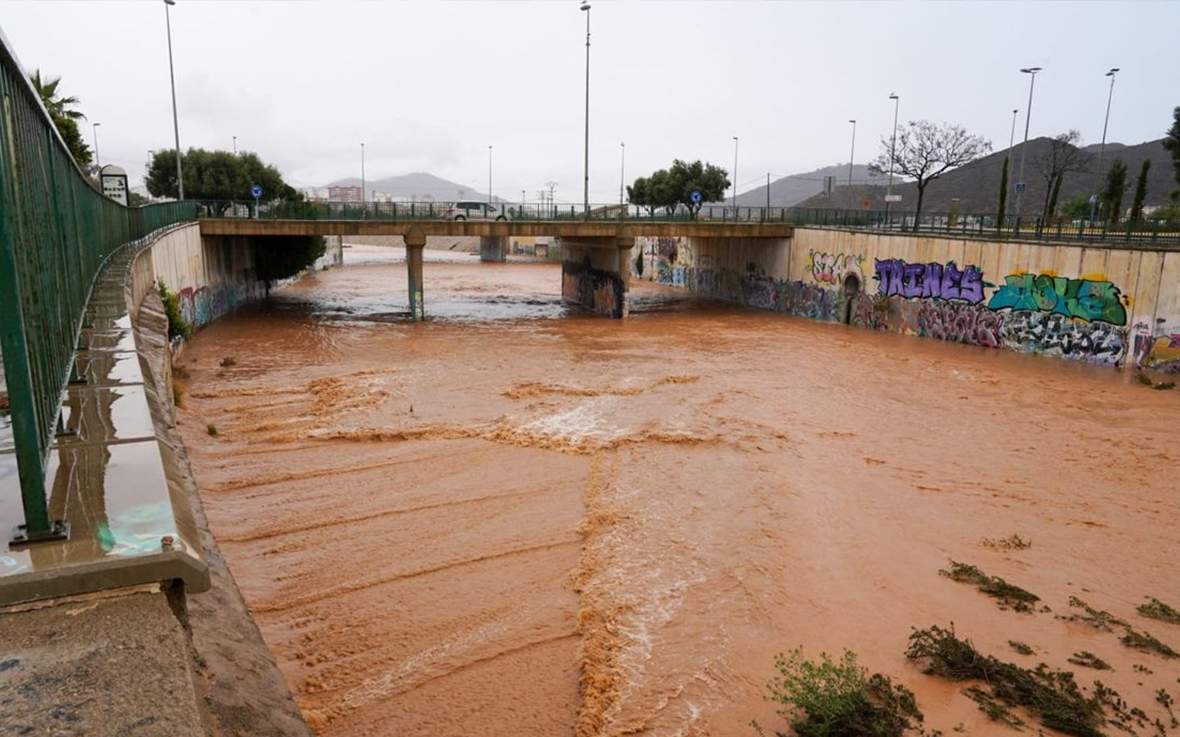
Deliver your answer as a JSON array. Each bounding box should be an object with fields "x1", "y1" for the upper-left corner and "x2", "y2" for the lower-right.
[{"x1": 197, "y1": 219, "x2": 795, "y2": 239}]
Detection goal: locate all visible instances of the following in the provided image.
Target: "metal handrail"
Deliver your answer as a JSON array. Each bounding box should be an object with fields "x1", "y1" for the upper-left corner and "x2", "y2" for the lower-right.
[{"x1": 0, "y1": 31, "x2": 197, "y2": 541}]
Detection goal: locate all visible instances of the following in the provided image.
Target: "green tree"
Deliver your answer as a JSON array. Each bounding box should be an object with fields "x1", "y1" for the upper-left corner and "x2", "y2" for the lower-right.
[
  {"x1": 29, "y1": 70, "x2": 92, "y2": 169},
  {"x1": 1129, "y1": 159, "x2": 1152, "y2": 223},
  {"x1": 996, "y1": 156, "x2": 1009, "y2": 226},
  {"x1": 253, "y1": 236, "x2": 327, "y2": 290},
  {"x1": 145, "y1": 148, "x2": 299, "y2": 209},
  {"x1": 1163, "y1": 106, "x2": 1180, "y2": 187},
  {"x1": 1061, "y1": 195, "x2": 1092, "y2": 219},
  {"x1": 627, "y1": 160, "x2": 728, "y2": 219},
  {"x1": 870, "y1": 120, "x2": 991, "y2": 231},
  {"x1": 1102, "y1": 159, "x2": 1128, "y2": 223}
]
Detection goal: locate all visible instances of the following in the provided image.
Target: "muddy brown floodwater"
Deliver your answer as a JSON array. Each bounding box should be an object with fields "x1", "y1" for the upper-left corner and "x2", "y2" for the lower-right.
[{"x1": 174, "y1": 244, "x2": 1180, "y2": 737}]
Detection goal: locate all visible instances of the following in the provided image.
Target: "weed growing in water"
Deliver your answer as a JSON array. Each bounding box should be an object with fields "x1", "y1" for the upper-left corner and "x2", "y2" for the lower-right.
[
  {"x1": 982, "y1": 534, "x2": 1032, "y2": 551},
  {"x1": 1008, "y1": 640, "x2": 1034, "y2": 656},
  {"x1": 1121, "y1": 628, "x2": 1179, "y2": 659},
  {"x1": 220, "y1": 356, "x2": 236, "y2": 367},
  {"x1": 1066, "y1": 596, "x2": 1129, "y2": 631},
  {"x1": 1068, "y1": 651, "x2": 1112, "y2": 670},
  {"x1": 906, "y1": 624, "x2": 1106, "y2": 737},
  {"x1": 939, "y1": 560, "x2": 1039, "y2": 611},
  {"x1": 206, "y1": 423, "x2": 219, "y2": 437},
  {"x1": 754, "y1": 649, "x2": 935, "y2": 737},
  {"x1": 1139, "y1": 598, "x2": 1180, "y2": 625}
]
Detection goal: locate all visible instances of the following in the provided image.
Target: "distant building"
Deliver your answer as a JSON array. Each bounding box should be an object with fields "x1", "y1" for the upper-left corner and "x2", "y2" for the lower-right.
[{"x1": 328, "y1": 186, "x2": 363, "y2": 202}]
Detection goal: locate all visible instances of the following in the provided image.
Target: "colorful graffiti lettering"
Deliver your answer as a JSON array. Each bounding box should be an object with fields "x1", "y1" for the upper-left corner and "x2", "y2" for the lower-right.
[
  {"x1": 987, "y1": 273, "x2": 1127, "y2": 325},
  {"x1": 999, "y1": 312, "x2": 1127, "y2": 366},
  {"x1": 918, "y1": 301, "x2": 1002, "y2": 348},
  {"x1": 807, "y1": 250, "x2": 865, "y2": 285},
  {"x1": 874, "y1": 259, "x2": 988, "y2": 303},
  {"x1": 1140, "y1": 333, "x2": 1180, "y2": 373}
]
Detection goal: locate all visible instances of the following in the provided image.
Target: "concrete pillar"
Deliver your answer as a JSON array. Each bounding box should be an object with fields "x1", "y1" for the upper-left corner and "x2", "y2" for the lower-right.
[
  {"x1": 405, "y1": 228, "x2": 426, "y2": 321},
  {"x1": 479, "y1": 236, "x2": 506, "y2": 263}
]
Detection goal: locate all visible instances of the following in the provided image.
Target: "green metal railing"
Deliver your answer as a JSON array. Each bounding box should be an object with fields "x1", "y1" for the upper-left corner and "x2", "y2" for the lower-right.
[
  {"x1": 0, "y1": 32, "x2": 197, "y2": 542},
  {"x1": 202, "y1": 198, "x2": 1180, "y2": 247}
]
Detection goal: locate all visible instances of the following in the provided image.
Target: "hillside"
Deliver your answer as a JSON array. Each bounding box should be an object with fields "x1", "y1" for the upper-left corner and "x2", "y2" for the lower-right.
[
  {"x1": 732, "y1": 164, "x2": 883, "y2": 208},
  {"x1": 796, "y1": 137, "x2": 1177, "y2": 215},
  {"x1": 325, "y1": 172, "x2": 503, "y2": 203}
]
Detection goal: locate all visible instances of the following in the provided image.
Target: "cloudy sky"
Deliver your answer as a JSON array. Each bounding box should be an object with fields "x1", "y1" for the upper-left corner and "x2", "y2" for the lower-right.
[{"x1": 2, "y1": 1, "x2": 1177, "y2": 203}]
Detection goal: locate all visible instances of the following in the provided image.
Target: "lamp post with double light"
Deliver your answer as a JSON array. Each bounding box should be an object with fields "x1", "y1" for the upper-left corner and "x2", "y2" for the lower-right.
[
  {"x1": 885, "y1": 93, "x2": 899, "y2": 221},
  {"x1": 847, "y1": 119, "x2": 856, "y2": 207},
  {"x1": 580, "y1": 1, "x2": 591, "y2": 217},
  {"x1": 1013, "y1": 66, "x2": 1042, "y2": 221},
  {"x1": 1091, "y1": 67, "x2": 1119, "y2": 221},
  {"x1": 91, "y1": 122, "x2": 101, "y2": 170}
]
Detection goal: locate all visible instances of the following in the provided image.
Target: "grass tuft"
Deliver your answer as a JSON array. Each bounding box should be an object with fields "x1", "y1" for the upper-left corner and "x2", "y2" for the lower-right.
[
  {"x1": 206, "y1": 423, "x2": 219, "y2": 437},
  {"x1": 1067, "y1": 651, "x2": 1111, "y2": 670},
  {"x1": 1138, "y1": 597, "x2": 1180, "y2": 625},
  {"x1": 1120, "y1": 627, "x2": 1178, "y2": 659},
  {"x1": 982, "y1": 534, "x2": 1032, "y2": 551}
]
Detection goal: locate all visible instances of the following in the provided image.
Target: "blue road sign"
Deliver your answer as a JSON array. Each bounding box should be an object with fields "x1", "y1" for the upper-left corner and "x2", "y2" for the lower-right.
[
  {"x1": 691, "y1": 190, "x2": 702, "y2": 203},
  {"x1": 1014, "y1": 182, "x2": 1026, "y2": 194},
  {"x1": 251, "y1": 184, "x2": 263, "y2": 199}
]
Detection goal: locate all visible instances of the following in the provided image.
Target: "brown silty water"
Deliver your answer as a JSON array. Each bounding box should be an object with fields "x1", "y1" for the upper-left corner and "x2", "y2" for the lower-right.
[{"x1": 173, "y1": 244, "x2": 1180, "y2": 736}]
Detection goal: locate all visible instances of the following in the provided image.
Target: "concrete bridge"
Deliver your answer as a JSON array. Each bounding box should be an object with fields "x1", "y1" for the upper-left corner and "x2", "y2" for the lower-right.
[{"x1": 199, "y1": 217, "x2": 795, "y2": 320}]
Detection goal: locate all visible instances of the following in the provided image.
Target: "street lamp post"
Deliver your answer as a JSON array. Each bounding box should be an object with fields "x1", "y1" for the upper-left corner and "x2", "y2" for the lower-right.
[
  {"x1": 360, "y1": 143, "x2": 365, "y2": 207},
  {"x1": 732, "y1": 136, "x2": 739, "y2": 211},
  {"x1": 91, "y1": 122, "x2": 101, "y2": 169},
  {"x1": 1008, "y1": 108, "x2": 1018, "y2": 152},
  {"x1": 1091, "y1": 67, "x2": 1120, "y2": 220},
  {"x1": 488, "y1": 145, "x2": 493, "y2": 205},
  {"x1": 619, "y1": 142, "x2": 625, "y2": 206},
  {"x1": 233, "y1": 135, "x2": 237, "y2": 155},
  {"x1": 1013, "y1": 66, "x2": 1042, "y2": 221},
  {"x1": 847, "y1": 119, "x2": 856, "y2": 207},
  {"x1": 580, "y1": 2, "x2": 591, "y2": 217},
  {"x1": 163, "y1": 0, "x2": 183, "y2": 200},
  {"x1": 885, "y1": 93, "x2": 899, "y2": 221}
]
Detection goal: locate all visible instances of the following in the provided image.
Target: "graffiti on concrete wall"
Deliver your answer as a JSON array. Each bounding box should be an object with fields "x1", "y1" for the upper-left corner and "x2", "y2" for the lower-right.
[
  {"x1": 807, "y1": 250, "x2": 865, "y2": 285},
  {"x1": 1000, "y1": 312, "x2": 1128, "y2": 366},
  {"x1": 918, "y1": 302, "x2": 1002, "y2": 348},
  {"x1": 1139, "y1": 332, "x2": 1180, "y2": 373},
  {"x1": 987, "y1": 273, "x2": 1128, "y2": 325},
  {"x1": 874, "y1": 258, "x2": 988, "y2": 303},
  {"x1": 563, "y1": 259, "x2": 625, "y2": 318},
  {"x1": 176, "y1": 283, "x2": 252, "y2": 329}
]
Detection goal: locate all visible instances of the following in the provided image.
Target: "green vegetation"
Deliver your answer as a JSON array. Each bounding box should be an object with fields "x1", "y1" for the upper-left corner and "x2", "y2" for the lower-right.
[
  {"x1": 754, "y1": 649, "x2": 930, "y2": 737},
  {"x1": 939, "y1": 560, "x2": 1039, "y2": 611},
  {"x1": 1130, "y1": 159, "x2": 1152, "y2": 222},
  {"x1": 1008, "y1": 640, "x2": 1034, "y2": 656},
  {"x1": 1103, "y1": 159, "x2": 1128, "y2": 223},
  {"x1": 1066, "y1": 596, "x2": 1128, "y2": 631},
  {"x1": 906, "y1": 625, "x2": 1106, "y2": 737},
  {"x1": 1068, "y1": 651, "x2": 1112, "y2": 670},
  {"x1": 1120, "y1": 628, "x2": 1178, "y2": 659},
  {"x1": 982, "y1": 534, "x2": 1031, "y2": 551},
  {"x1": 253, "y1": 235, "x2": 327, "y2": 285},
  {"x1": 1138, "y1": 598, "x2": 1180, "y2": 625},
  {"x1": 1163, "y1": 106, "x2": 1180, "y2": 187},
  {"x1": 157, "y1": 279, "x2": 193, "y2": 342},
  {"x1": 626, "y1": 159, "x2": 729, "y2": 219},
  {"x1": 219, "y1": 356, "x2": 237, "y2": 368},
  {"x1": 29, "y1": 70, "x2": 92, "y2": 170},
  {"x1": 145, "y1": 148, "x2": 300, "y2": 210},
  {"x1": 206, "y1": 423, "x2": 218, "y2": 437},
  {"x1": 996, "y1": 156, "x2": 1009, "y2": 225}
]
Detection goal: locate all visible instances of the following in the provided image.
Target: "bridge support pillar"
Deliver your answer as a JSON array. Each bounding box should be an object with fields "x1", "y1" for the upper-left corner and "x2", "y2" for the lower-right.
[
  {"x1": 405, "y1": 228, "x2": 426, "y2": 321},
  {"x1": 479, "y1": 236, "x2": 506, "y2": 263},
  {"x1": 559, "y1": 230, "x2": 634, "y2": 318}
]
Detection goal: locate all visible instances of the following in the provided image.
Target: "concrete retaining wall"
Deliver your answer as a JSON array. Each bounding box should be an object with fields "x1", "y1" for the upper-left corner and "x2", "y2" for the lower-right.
[{"x1": 632, "y1": 227, "x2": 1180, "y2": 373}]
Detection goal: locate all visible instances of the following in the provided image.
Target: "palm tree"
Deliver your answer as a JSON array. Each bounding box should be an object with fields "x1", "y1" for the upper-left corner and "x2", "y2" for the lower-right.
[
  {"x1": 28, "y1": 69, "x2": 92, "y2": 169},
  {"x1": 30, "y1": 69, "x2": 84, "y2": 122}
]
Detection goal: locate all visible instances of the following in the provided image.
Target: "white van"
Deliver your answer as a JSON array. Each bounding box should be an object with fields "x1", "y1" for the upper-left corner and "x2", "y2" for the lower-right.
[{"x1": 445, "y1": 201, "x2": 509, "y2": 221}]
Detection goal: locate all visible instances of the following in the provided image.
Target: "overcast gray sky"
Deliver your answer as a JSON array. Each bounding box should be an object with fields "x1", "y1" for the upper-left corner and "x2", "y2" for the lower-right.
[{"x1": 2, "y1": 1, "x2": 1177, "y2": 203}]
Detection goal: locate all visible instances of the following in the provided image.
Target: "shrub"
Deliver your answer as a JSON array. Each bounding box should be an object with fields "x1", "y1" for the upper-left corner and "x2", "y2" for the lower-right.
[{"x1": 157, "y1": 279, "x2": 193, "y2": 342}]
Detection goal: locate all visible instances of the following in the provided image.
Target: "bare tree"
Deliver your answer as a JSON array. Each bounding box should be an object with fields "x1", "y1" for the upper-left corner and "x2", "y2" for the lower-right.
[
  {"x1": 870, "y1": 120, "x2": 991, "y2": 231},
  {"x1": 1032, "y1": 130, "x2": 1088, "y2": 220}
]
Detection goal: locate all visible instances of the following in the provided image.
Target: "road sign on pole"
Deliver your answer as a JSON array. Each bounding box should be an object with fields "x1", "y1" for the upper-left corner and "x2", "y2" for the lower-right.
[
  {"x1": 251, "y1": 184, "x2": 262, "y2": 219},
  {"x1": 690, "y1": 190, "x2": 702, "y2": 203},
  {"x1": 1015, "y1": 182, "x2": 1026, "y2": 194}
]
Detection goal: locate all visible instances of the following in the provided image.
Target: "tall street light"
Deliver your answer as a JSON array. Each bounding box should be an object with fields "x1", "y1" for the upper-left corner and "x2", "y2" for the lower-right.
[
  {"x1": 1013, "y1": 66, "x2": 1042, "y2": 220},
  {"x1": 164, "y1": 0, "x2": 184, "y2": 200},
  {"x1": 580, "y1": 2, "x2": 591, "y2": 217},
  {"x1": 732, "y1": 136, "x2": 739, "y2": 210},
  {"x1": 885, "y1": 93, "x2": 899, "y2": 219},
  {"x1": 847, "y1": 119, "x2": 856, "y2": 207},
  {"x1": 1008, "y1": 108, "x2": 1018, "y2": 152},
  {"x1": 360, "y1": 143, "x2": 365, "y2": 206},
  {"x1": 233, "y1": 135, "x2": 237, "y2": 155},
  {"x1": 488, "y1": 145, "x2": 493, "y2": 205},
  {"x1": 1092, "y1": 67, "x2": 1120, "y2": 219},
  {"x1": 91, "y1": 122, "x2": 101, "y2": 169},
  {"x1": 619, "y1": 141, "x2": 625, "y2": 206}
]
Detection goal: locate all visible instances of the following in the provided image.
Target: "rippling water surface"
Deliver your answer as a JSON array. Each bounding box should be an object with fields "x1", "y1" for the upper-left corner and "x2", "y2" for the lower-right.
[{"x1": 174, "y1": 244, "x2": 1180, "y2": 736}]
